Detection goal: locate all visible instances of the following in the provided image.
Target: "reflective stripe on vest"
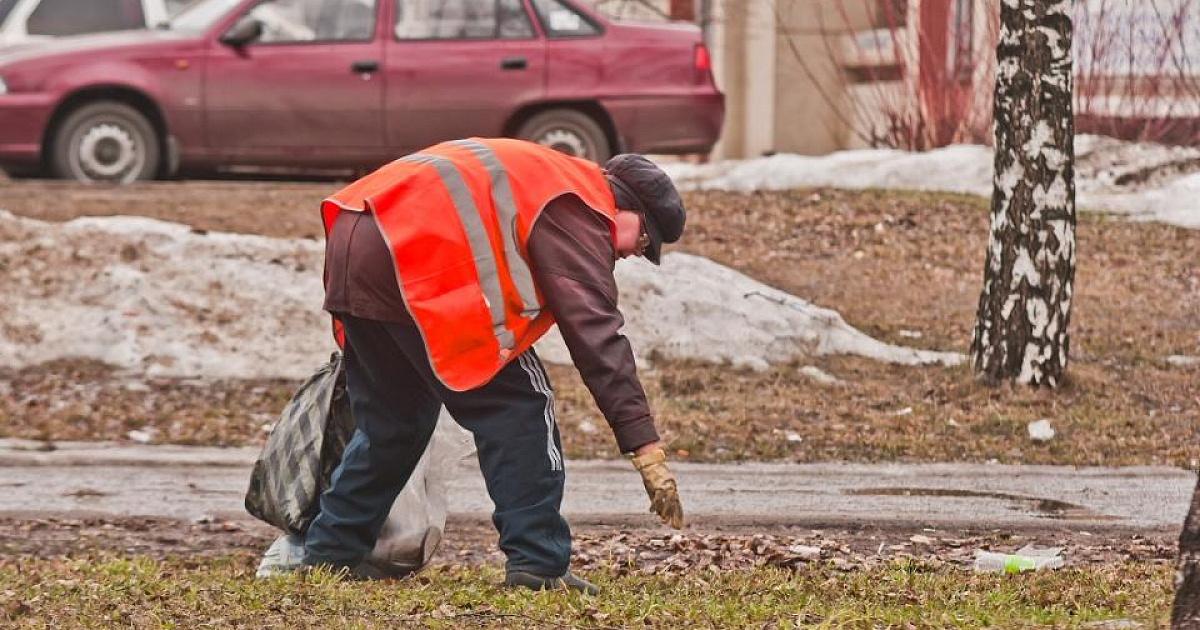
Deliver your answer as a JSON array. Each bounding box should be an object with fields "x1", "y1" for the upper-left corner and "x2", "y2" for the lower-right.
[
  {"x1": 400, "y1": 152, "x2": 516, "y2": 352},
  {"x1": 448, "y1": 139, "x2": 542, "y2": 320}
]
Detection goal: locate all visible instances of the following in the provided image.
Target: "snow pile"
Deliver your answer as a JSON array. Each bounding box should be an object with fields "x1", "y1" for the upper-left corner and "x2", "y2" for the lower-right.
[
  {"x1": 0, "y1": 211, "x2": 332, "y2": 379},
  {"x1": 537, "y1": 254, "x2": 962, "y2": 368},
  {"x1": 1087, "y1": 171, "x2": 1200, "y2": 229},
  {"x1": 0, "y1": 211, "x2": 960, "y2": 379},
  {"x1": 663, "y1": 135, "x2": 1200, "y2": 230},
  {"x1": 663, "y1": 145, "x2": 994, "y2": 196}
]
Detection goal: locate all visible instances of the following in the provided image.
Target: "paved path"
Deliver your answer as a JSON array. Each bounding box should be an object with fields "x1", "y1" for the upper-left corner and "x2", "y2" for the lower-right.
[{"x1": 0, "y1": 440, "x2": 1192, "y2": 533}]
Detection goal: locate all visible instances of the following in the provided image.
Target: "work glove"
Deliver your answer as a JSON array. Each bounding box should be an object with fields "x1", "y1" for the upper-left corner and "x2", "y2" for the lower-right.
[{"x1": 632, "y1": 448, "x2": 684, "y2": 529}]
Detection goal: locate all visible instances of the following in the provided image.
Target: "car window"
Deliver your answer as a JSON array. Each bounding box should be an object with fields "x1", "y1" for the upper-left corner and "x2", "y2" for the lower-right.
[
  {"x1": 0, "y1": 0, "x2": 19, "y2": 25},
  {"x1": 170, "y1": 0, "x2": 245, "y2": 31},
  {"x1": 394, "y1": 0, "x2": 533, "y2": 40},
  {"x1": 166, "y1": 0, "x2": 205, "y2": 16},
  {"x1": 248, "y1": 0, "x2": 377, "y2": 42},
  {"x1": 27, "y1": 0, "x2": 147, "y2": 36},
  {"x1": 530, "y1": 0, "x2": 597, "y2": 37}
]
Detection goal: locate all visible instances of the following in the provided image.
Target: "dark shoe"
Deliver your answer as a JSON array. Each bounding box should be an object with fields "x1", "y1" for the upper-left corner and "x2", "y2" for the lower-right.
[{"x1": 504, "y1": 570, "x2": 600, "y2": 595}]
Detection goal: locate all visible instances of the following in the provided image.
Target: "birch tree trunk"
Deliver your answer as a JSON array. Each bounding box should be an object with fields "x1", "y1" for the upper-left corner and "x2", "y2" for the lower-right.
[
  {"x1": 971, "y1": 0, "x2": 1076, "y2": 387},
  {"x1": 1174, "y1": 477, "x2": 1200, "y2": 629}
]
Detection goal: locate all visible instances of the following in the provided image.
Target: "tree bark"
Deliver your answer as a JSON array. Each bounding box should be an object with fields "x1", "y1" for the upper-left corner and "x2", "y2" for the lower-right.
[
  {"x1": 971, "y1": 0, "x2": 1076, "y2": 387},
  {"x1": 1174, "y1": 476, "x2": 1200, "y2": 629}
]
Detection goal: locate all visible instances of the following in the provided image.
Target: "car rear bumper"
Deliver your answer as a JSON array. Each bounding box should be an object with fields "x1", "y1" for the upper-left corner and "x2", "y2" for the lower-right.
[
  {"x1": 0, "y1": 93, "x2": 54, "y2": 165},
  {"x1": 603, "y1": 91, "x2": 725, "y2": 155}
]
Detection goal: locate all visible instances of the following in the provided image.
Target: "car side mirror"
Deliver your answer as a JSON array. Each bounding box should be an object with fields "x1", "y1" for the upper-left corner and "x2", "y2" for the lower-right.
[{"x1": 220, "y1": 16, "x2": 263, "y2": 47}]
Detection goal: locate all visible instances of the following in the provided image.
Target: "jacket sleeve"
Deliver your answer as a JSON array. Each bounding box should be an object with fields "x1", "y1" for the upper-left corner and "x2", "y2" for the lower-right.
[{"x1": 526, "y1": 197, "x2": 660, "y2": 454}]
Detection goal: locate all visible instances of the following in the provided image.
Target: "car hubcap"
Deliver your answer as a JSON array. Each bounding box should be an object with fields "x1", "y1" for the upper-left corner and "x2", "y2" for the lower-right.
[
  {"x1": 76, "y1": 123, "x2": 142, "y2": 183},
  {"x1": 538, "y1": 129, "x2": 589, "y2": 159}
]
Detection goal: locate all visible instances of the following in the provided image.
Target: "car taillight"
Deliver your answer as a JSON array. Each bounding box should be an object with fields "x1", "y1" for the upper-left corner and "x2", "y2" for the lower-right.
[{"x1": 694, "y1": 44, "x2": 712, "y2": 73}]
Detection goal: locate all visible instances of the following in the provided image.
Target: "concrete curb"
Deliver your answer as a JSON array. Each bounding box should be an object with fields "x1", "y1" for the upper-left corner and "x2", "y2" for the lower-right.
[{"x1": 0, "y1": 439, "x2": 258, "y2": 467}]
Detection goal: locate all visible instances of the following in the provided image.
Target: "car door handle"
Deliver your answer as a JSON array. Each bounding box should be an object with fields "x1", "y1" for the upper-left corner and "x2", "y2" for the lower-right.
[
  {"x1": 500, "y1": 56, "x2": 527, "y2": 70},
  {"x1": 351, "y1": 60, "x2": 380, "y2": 74}
]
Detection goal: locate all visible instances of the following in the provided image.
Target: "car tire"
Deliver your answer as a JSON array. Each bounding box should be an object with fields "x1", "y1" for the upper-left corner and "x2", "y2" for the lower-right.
[
  {"x1": 516, "y1": 109, "x2": 611, "y2": 163},
  {"x1": 51, "y1": 101, "x2": 161, "y2": 184}
]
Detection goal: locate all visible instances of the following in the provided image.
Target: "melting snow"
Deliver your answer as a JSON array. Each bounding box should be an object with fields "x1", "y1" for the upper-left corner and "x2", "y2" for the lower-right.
[
  {"x1": 535, "y1": 253, "x2": 962, "y2": 369},
  {"x1": 0, "y1": 211, "x2": 961, "y2": 379},
  {"x1": 663, "y1": 135, "x2": 1200, "y2": 230},
  {"x1": 798, "y1": 365, "x2": 841, "y2": 385},
  {"x1": 1168, "y1": 355, "x2": 1200, "y2": 368},
  {"x1": 1027, "y1": 419, "x2": 1056, "y2": 442},
  {"x1": 664, "y1": 145, "x2": 993, "y2": 196}
]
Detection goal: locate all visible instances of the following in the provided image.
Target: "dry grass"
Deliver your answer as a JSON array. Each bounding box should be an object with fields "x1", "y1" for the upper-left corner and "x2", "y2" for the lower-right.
[
  {"x1": 0, "y1": 553, "x2": 1174, "y2": 629},
  {"x1": 679, "y1": 188, "x2": 1200, "y2": 362}
]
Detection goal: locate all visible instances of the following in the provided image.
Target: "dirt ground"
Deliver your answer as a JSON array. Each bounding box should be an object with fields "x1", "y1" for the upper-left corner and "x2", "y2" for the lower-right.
[
  {"x1": 1, "y1": 180, "x2": 1198, "y2": 465},
  {"x1": 0, "y1": 515, "x2": 1177, "y2": 575}
]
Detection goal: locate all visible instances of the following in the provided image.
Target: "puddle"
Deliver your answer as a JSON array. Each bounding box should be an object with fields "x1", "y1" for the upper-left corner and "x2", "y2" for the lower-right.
[
  {"x1": 186, "y1": 483, "x2": 232, "y2": 495},
  {"x1": 62, "y1": 488, "x2": 113, "y2": 498},
  {"x1": 845, "y1": 487, "x2": 1119, "y2": 521},
  {"x1": 7, "y1": 441, "x2": 57, "y2": 452}
]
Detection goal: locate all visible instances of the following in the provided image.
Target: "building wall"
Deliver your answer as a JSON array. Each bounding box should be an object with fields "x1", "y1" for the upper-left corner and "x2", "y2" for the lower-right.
[
  {"x1": 708, "y1": 0, "x2": 1200, "y2": 158},
  {"x1": 712, "y1": 0, "x2": 894, "y2": 158},
  {"x1": 770, "y1": 0, "x2": 842, "y2": 157}
]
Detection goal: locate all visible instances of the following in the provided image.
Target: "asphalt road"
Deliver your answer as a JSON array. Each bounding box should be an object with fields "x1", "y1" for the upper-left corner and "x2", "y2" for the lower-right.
[{"x1": 0, "y1": 439, "x2": 1192, "y2": 533}]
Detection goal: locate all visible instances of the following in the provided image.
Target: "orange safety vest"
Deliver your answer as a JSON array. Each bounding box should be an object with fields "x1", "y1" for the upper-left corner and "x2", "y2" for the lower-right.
[{"x1": 321, "y1": 138, "x2": 619, "y2": 391}]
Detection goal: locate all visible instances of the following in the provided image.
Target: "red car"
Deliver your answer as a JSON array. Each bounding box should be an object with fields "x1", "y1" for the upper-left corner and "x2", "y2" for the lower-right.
[{"x1": 0, "y1": 0, "x2": 723, "y2": 182}]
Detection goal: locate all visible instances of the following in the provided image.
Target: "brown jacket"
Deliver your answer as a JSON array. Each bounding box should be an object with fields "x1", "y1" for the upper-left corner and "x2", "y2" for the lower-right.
[{"x1": 323, "y1": 195, "x2": 658, "y2": 453}]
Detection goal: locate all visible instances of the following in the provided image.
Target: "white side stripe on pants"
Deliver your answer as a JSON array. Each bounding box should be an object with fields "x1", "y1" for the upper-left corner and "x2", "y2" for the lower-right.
[{"x1": 518, "y1": 353, "x2": 562, "y2": 471}]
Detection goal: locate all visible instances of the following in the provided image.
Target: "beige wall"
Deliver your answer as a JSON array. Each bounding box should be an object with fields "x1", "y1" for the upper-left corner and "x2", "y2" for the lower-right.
[
  {"x1": 713, "y1": 0, "x2": 893, "y2": 158},
  {"x1": 771, "y1": 1, "x2": 846, "y2": 157},
  {"x1": 711, "y1": 0, "x2": 1200, "y2": 157},
  {"x1": 590, "y1": 0, "x2": 957, "y2": 158}
]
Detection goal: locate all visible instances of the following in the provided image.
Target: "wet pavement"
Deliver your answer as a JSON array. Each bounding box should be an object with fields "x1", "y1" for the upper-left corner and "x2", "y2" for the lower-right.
[{"x1": 0, "y1": 439, "x2": 1192, "y2": 533}]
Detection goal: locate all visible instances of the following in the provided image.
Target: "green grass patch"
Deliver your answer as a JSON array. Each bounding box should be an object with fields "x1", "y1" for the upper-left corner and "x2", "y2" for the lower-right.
[{"x1": 0, "y1": 555, "x2": 1172, "y2": 629}]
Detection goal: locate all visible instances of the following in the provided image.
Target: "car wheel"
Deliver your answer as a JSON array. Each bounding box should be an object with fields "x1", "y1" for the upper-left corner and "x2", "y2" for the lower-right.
[
  {"x1": 51, "y1": 101, "x2": 161, "y2": 184},
  {"x1": 516, "y1": 109, "x2": 611, "y2": 163}
]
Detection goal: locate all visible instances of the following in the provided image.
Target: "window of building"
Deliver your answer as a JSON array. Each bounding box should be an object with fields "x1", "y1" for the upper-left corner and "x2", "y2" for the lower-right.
[
  {"x1": 949, "y1": 0, "x2": 973, "y2": 80},
  {"x1": 530, "y1": 0, "x2": 598, "y2": 37},
  {"x1": 27, "y1": 0, "x2": 146, "y2": 36},
  {"x1": 877, "y1": 0, "x2": 907, "y2": 28}
]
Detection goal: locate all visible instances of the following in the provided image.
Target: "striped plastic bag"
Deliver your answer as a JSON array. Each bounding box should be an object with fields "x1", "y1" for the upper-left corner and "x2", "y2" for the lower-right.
[{"x1": 245, "y1": 353, "x2": 350, "y2": 534}]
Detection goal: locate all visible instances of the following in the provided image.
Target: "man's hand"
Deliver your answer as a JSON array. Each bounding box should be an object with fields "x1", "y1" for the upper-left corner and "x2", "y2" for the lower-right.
[{"x1": 631, "y1": 446, "x2": 683, "y2": 529}]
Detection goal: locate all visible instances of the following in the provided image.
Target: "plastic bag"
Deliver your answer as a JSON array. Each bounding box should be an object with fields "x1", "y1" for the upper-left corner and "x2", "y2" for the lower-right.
[
  {"x1": 245, "y1": 353, "x2": 350, "y2": 535},
  {"x1": 362, "y1": 408, "x2": 473, "y2": 574},
  {"x1": 247, "y1": 353, "x2": 474, "y2": 576}
]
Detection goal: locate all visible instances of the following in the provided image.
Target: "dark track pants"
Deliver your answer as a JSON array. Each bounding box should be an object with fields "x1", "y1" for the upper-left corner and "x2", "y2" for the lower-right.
[{"x1": 303, "y1": 314, "x2": 571, "y2": 576}]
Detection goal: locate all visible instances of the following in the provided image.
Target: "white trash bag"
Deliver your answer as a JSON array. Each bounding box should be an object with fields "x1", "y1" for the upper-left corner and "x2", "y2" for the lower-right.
[{"x1": 362, "y1": 408, "x2": 473, "y2": 575}]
